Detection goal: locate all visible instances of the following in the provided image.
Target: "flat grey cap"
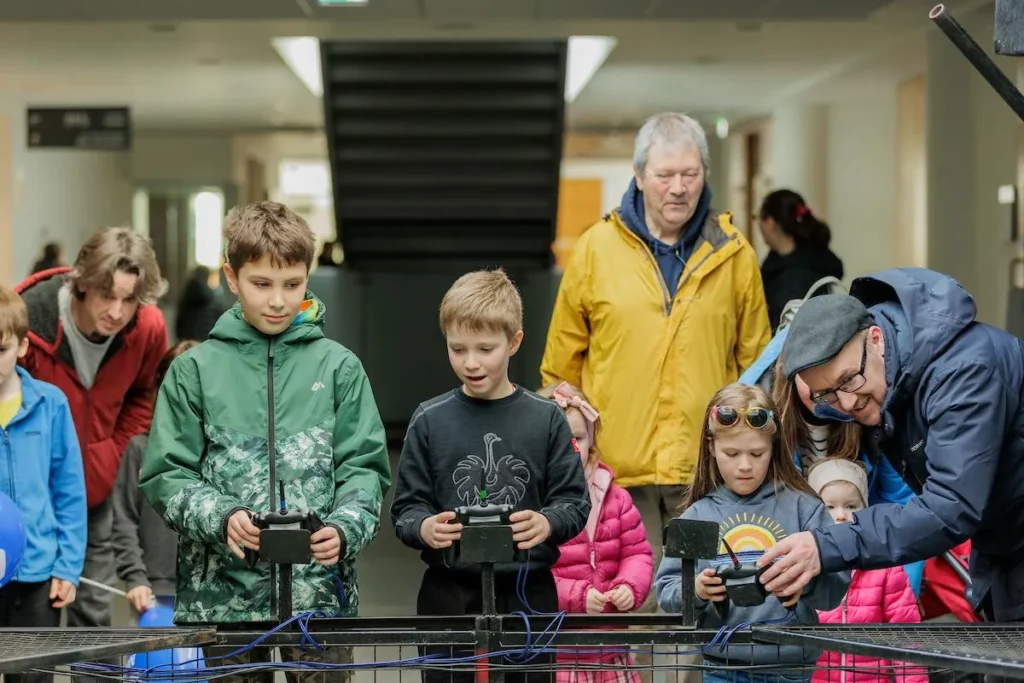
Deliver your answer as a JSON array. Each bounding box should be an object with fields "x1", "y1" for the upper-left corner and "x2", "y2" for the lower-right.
[{"x1": 780, "y1": 294, "x2": 874, "y2": 379}]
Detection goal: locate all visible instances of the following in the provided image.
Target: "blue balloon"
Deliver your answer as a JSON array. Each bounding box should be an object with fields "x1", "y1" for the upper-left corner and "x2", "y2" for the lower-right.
[{"x1": 0, "y1": 491, "x2": 26, "y2": 589}]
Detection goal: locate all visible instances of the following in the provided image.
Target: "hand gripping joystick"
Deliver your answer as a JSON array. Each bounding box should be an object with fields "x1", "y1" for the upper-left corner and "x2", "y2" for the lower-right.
[{"x1": 713, "y1": 539, "x2": 770, "y2": 620}]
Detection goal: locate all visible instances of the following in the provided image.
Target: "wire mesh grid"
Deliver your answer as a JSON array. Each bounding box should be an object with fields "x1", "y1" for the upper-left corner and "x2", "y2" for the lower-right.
[
  {"x1": 752, "y1": 623, "x2": 1024, "y2": 678},
  {"x1": 2, "y1": 624, "x2": 1023, "y2": 681},
  {"x1": 0, "y1": 627, "x2": 217, "y2": 675}
]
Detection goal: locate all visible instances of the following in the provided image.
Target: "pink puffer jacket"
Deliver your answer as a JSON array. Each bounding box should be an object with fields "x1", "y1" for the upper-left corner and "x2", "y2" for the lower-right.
[
  {"x1": 813, "y1": 567, "x2": 927, "y2": 683},
  {"x1": 552, "y1": 464, "x2": 653, "y2": 613}
]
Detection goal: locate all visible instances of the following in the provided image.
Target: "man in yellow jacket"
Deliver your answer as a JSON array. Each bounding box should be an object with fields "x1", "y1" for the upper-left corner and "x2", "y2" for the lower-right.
[{"x1": 540, "y1": 113, "x2": 771, "y2": 604}]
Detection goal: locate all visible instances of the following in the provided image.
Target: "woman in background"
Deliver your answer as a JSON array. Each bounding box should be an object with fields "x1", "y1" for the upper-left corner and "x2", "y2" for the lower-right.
[{"x1": 757, "y1": 189, "x2": 844, "y2": 332}]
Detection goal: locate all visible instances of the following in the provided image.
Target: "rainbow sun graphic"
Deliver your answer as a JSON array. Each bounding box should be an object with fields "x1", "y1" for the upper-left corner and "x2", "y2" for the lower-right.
[{"x1": 718, "y1": 513, "x2": 787, "y2": 554}]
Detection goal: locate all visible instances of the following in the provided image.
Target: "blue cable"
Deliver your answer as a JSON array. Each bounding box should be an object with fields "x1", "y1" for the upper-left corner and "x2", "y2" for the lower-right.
[{"x1": 84, "y1": 553, "x2": 797, "y2": 681}]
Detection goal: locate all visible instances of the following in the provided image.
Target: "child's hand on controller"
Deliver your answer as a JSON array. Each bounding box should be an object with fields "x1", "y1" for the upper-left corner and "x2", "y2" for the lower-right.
[
  {"x1": 695, "y1": 567, "x2": 727, "y2": 602},
  {"x1": 420, "y1": 511, "x2": 464, "y2": 549},
  {"x1": 311, "y1": 526, "x2": 344, "y2": 566},
  {"x1": 226, "y1": 509, "x2": 261, "y2": 559},
  {"x1": 510, "y1": 510, "x2": 551, "y2": 550}
]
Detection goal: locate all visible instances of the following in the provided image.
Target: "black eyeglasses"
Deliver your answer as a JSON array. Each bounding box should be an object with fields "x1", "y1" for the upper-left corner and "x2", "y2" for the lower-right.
[
  {"x1": 710, "y1": 405, "x2": 775, "y2": 430},
  {"x1": 810, "y1": 336, "x2": 868, "y2": 406}
]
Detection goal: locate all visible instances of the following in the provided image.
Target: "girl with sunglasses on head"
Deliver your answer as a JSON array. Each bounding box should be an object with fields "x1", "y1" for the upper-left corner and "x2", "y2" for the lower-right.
[
  {"x1": 654, "y1": 383, "x2": 849, "y2": 683},
  {"x1": 539, "y1": 382, "x2": 654, "y2": 683}
]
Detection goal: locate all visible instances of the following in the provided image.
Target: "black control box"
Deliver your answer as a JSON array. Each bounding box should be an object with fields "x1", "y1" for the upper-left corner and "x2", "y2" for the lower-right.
[{"x1": 245, "y1": 507, "x2": 325, "y2": 567}]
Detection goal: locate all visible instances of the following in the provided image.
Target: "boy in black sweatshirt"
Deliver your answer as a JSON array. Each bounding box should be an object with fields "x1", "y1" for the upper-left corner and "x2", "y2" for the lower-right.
[{"x1": 390, "y1": 268, "x2": 590, "y2": 683}]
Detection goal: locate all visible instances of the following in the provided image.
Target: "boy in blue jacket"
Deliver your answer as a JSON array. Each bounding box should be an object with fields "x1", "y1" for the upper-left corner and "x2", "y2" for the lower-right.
[{"x1": 0, "y1": 285, "x2": 86, "y2": 683}]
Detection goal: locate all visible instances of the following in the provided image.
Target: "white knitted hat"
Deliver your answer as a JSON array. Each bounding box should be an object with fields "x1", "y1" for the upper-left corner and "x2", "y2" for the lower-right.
[{"x1": 806, "y1": 457, "x2": 869, "y2": 506}]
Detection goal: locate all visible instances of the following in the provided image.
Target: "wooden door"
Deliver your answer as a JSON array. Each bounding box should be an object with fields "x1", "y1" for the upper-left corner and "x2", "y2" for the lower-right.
[{"x1": 554, "y1": 178, "x2": 603, "y2": 269}]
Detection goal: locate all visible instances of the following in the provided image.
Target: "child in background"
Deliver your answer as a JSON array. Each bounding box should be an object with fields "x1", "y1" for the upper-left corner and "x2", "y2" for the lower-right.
[
  {"x1": 654, "y1": 382, "x2": 849, "y2": 683},
  {"x1": 542, "y1": 382, "x2": 653, "y2": 683},
  {"x1": 111, "y1": 340, "x2": 198, "y2": 616},
  {"x1": 807, "y1": 458, "x2": 926, "y2": 683},
  {"x1": 390, "y1": 268, "x2": 590, "y2": 683},
  {"x1": 0, "y1": 285, "x2": 86, "y2": 683}
]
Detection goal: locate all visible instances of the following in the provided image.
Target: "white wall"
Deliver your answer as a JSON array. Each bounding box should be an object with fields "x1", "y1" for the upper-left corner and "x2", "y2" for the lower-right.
[
  {"x1": 826, "y1": 94, "x2": 899, "y2": 280},
  {"x1": 133, "y1": 133, "x2": 235, "y2": 186},
  {"x1": 927, "y1": 5, "x2": 1021, "y2": 327},
  {"x1": 755, "y1": 98, "x2": 900, "y2": 286},
  {"x1": 769, "y1": 104, "x2": 829, "y2": 216},
  {"x1": 1, "y1": 105, "x2": 134, "y2": 283}
]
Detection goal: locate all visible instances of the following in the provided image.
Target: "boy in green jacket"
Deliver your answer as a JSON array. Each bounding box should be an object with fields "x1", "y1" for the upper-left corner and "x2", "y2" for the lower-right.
[{"x1": 140, "y1": 201, "x2": 391, "y2": 680}]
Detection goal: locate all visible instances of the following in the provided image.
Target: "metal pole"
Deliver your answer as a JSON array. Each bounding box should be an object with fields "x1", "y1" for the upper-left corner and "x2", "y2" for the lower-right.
[
  {"x1": 78, "y1": 576, "x2": 127, "y2": 597},
  {"x1": 930, "y1": 4, "x2": 1024, "y2": 123}
]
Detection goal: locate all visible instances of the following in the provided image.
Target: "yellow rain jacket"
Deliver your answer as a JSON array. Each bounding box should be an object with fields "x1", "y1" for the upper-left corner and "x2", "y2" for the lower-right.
[{"x1": 540, "y1": 210, "x2": 771, "y2": 488}]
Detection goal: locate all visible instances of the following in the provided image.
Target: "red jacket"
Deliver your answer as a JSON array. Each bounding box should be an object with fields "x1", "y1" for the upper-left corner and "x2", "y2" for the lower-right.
[
  {"x1": 814, "y1": 567, "x2": 926, "y2": 683},
  {"x1": 16, "y1": 268, "x2": 168, "y2": 508}
]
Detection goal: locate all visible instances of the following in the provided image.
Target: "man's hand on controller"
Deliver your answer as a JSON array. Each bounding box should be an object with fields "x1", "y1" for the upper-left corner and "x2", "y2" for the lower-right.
[
  {"x1": 227, "y1": 509, "x2": 261, "y2": 559},
  {"x1": 311, "y1": 526, "x2": 344, "y2": 566},
  {"x1": 757, "y1": 531, "x2": 821, "y2": 600},
  {"x1": 420, "y1": 511, "x2": 464, "y2": 549},
  {"x1": 510, "y1": 510, "x2": 551, "y2": 550}
]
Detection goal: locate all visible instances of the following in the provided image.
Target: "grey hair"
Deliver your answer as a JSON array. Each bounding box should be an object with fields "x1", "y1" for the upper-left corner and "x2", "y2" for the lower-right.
[{"x1": 633, "y1": 113, "x2": 711, "y2": 176}]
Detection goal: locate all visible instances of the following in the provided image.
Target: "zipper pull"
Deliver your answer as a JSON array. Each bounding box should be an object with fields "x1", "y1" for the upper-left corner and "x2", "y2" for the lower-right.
[{"x1": 589, "y1": 547, "x2": 596, "y2": 569}]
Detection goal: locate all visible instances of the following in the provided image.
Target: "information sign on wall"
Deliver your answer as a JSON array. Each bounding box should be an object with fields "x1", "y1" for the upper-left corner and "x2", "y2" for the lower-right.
[{"x1": 26, "y1": 107, "x2": 131, "y2": 151}]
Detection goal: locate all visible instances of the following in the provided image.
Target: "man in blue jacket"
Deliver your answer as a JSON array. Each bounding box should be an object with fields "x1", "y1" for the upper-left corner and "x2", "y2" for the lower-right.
[{"x1": 757, "y1": 268, "x2": 1024, "y2": 623}]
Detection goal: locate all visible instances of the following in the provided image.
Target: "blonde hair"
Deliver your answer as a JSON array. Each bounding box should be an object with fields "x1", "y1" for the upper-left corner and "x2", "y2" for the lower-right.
[
  {"x1": 68, "y1": 228, "x2": 167, "y2": 305},
  {"x1": 772, "y1": 356, "x2": 862, "y2": 465},
  {"x1": 439, "y1": 268, "x2": 523, "y2": 340},
  {"x1": 0, "y1": 286, "x2": 29, "y2": 341},
  {"x1": 538, "y1": 381, "x2": 603, "y2": 468},
  {"x1": 223, "y1": 201, "x2": 316, "y2": 274},
  {"x1": 684, "y1": 382, "x2": 817, "y2": 510}
]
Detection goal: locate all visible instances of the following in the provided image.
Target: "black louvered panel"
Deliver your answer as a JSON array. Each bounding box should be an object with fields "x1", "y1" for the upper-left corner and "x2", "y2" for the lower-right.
[{"x1": 320, "y1": 40, "x2": 567, "y2": 268}]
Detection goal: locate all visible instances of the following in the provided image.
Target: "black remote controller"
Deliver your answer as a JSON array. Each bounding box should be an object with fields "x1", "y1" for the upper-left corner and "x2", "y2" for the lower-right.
[
  {"x1": 712, "y1": 539, "x2": 770, "y2": 619},
  {"x1": 454, "y1": 503, "x2": 513, "y2": 526},
  {"x1": 244, "y1": 507, "x2": 325, "y2": 567}
]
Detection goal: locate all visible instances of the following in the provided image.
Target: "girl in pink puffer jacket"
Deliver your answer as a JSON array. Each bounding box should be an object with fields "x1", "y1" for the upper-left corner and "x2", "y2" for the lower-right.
[
  {"x1": 807, "y1": 458, "x2": 927, "y2": 683},
  {"x1": 540, "y1": 382, "x2": 653, "y2": 683}
]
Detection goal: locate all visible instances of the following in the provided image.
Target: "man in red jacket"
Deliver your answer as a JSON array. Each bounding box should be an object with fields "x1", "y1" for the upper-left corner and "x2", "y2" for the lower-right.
[{"x1": 16, "y1": 227, "x2": 167, "y2": 645}]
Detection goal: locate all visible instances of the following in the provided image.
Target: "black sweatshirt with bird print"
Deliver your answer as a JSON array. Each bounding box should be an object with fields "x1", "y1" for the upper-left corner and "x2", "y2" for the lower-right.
[{"x1": 391, "y1": 385, "x2": 591, "y2": 574}]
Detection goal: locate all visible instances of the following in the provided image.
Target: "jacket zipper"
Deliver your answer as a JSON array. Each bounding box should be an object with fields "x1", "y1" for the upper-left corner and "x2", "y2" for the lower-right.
[
  {"x1": 589, "y1": 546, "x2": 596, "y2": 570},
  {"x1": 840, "y1": 596, "x2": 847, "y2": 683},
  {"x1": 1, "y1": 430, "x2": 15, "y2": 581},
  {"x1": 636, "y1": 232, "x2": 736, "y2": 317},
  {"x1": 267, "y1": 338, "x2": 279, "y2": 619},
  {"x1": 2, "y1": 430, "x2": 13, "y2": 501}
]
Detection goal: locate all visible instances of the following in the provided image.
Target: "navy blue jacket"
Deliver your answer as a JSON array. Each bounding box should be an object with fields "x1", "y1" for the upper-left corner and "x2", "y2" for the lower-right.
[{"x1": 814, "y1": 268, "x2": 1024, "y2": 620}]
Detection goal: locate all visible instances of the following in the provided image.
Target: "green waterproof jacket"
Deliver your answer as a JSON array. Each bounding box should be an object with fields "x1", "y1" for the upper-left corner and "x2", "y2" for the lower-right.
[{"x1": 139, "y1": 294, "x2": 392, "y2": 624}]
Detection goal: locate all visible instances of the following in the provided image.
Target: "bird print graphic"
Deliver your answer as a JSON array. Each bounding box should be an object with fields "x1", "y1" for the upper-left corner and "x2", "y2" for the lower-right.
[{"x1": 452, "y1": 432, "x2": 531, "y2": 507}]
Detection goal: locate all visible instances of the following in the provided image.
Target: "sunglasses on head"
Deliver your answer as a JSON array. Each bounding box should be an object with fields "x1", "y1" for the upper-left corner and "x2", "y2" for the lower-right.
[{"x1": 710, "y1": 405, "x2": 774, "y2": 430}]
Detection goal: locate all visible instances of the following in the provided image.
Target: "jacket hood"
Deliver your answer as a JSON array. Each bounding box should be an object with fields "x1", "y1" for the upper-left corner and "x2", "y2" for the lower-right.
[
  {"x1": 850, "y1": 268, "x2": 976, "y2": 410},
  {"x1": 619, "y1": 178, "x2": 712, "y2": 257},
  {"x1": 209, "y1": 291, "x2": 326, "y2": 347},
  {"x1": 761, "y1": 245, "x2": 844, "y2": 280}
]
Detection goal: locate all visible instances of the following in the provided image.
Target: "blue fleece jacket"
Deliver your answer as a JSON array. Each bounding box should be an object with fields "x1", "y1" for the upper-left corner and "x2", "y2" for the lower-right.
[
  {"x1": 0, "y1": 366, "x2": 87, "y2": 585},
  {"x1": 813, "y1": 267, "x2": 1024, "y2": 621},
  {"x1": 618, "y1": 179, "x2": 712, "y2": 299},
  {"x1": 655, "y1": 482, "x2": 849, "y2": 667}
]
